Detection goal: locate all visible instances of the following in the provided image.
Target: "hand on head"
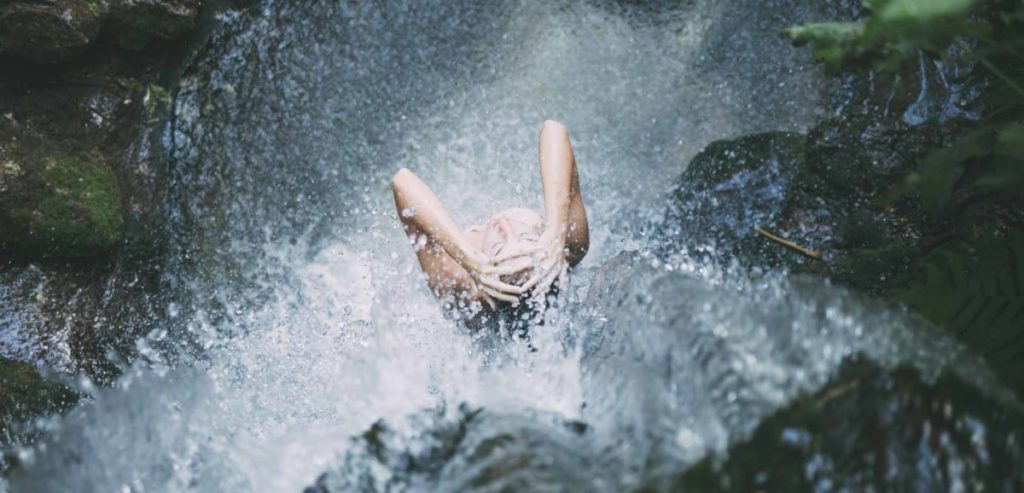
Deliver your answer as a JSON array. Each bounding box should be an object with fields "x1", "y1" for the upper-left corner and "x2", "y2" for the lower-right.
[{"x1": 469, "y1": 228, "x2": 568, "y2": 309}]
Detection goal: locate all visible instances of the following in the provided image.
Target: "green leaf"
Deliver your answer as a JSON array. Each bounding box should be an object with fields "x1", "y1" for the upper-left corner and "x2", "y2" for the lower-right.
[
  {"x1": 788, "y1": 0, "x2": 982, "y2": 72},
  {"x1": 785, "y1": 22, "x2": 867, "y2": 68},
  {"x1": 909, "y1": 128, "x2": 992, "y2": 212},
  {"x1": 895, "y1": 231, "x2": 1024, "y2": 378},
  {"x1": 873, "y1": 0, "x2": 974, "y2": 24}
]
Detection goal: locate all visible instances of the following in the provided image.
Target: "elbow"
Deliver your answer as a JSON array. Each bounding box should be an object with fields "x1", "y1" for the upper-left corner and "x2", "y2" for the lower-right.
[
  {"x1": 541, "y1": 119, "x2": 568, "y2": 136},
  {"x1": 392, "y1": 167, "x2": 412, "y2": 189}
]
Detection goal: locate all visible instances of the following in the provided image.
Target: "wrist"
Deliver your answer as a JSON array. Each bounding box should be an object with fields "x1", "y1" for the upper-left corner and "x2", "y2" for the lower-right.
[
  {"x1": 459, "y1": 246, "x2": 485, "y2": 273},
  {"x1": 543, "y1": 224, "x2": 567, "y2": 246}
]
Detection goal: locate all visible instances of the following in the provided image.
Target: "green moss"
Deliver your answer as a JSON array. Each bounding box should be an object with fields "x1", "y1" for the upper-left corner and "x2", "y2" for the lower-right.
[{"x1": 0, "y1": 146, "x2": 124, "y2": 257}]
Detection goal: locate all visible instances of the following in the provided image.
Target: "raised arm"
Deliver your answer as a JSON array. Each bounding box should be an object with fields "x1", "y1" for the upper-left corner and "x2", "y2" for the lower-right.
[
  {"x1": 391, "y1": 168, "x2": 522, "y2": 306},
  {"x1": 538, "y1": 120, "x2": 589, "y2": 266},
  {"x1": 513, "y1": 121, "x2": 589, "y2": 297},
  {"x1": 392, "y1": 168, "x2": 479, "y2": 268}
]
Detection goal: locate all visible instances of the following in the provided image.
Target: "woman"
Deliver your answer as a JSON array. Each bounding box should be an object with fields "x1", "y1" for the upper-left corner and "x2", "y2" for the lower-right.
[{"x1": 391, "y1": 120, "x2": 589, "y2": 315}]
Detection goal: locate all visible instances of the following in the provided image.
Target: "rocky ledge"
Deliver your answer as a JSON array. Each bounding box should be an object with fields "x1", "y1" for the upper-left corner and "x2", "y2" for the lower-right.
[{"x1": 0, "y1": 0, "x2": 231, "y2": 447}]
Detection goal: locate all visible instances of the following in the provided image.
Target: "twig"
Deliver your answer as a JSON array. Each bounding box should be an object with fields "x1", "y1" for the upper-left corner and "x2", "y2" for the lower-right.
[{"x1": 755, "y1": 226, "x2": 823, "y2": 260}]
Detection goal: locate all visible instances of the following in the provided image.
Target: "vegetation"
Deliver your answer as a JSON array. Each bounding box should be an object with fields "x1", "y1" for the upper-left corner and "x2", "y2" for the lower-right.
[{"x1": 787, "y1": 0, "x2": 1024, "y2": 392}]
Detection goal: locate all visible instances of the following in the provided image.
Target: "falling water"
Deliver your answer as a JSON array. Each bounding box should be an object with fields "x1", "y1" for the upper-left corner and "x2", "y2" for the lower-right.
[{"x1": 5, "y1": 1, "x2": 1015, "y2": 491}]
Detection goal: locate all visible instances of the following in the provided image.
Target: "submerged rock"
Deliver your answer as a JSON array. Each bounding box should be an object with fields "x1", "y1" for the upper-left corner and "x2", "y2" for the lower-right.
[
  {"x1": 0, "y1": 141, "x2": 124, "y2": 257},
  {"x1": 663, "y1": 356, "x2": 1024, "y2": 492},
  {"x1": 0, "y1": 0, "x2": 106, "y2": 63}
]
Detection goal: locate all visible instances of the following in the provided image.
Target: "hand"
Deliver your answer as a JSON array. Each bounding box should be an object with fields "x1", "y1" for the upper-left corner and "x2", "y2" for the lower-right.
[
  {"x1": 463, "y1": 249, "x2": 525, "y2": 305},
  {"x1": 494, "y1": 229, "x2": 569, "y2": 300}
]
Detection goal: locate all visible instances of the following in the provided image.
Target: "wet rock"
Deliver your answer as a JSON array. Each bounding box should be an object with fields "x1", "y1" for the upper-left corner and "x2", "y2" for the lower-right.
[
  {"x1": 0, "y1": 140, "x2": 124, "y2": 257},
  {"x1": 105, "y1": 0, "x2": 199, "y2": 51},
  {"x1": 305, "y1": 406, "x2": 600, "y2": 492},
  {"x1": 0, "y1": 0, "x2": 107, "y2": 63},
  {"x1": 654, "y1": 113, "x2": 958, "y2": 291},
  {"x1": 0, "y1": 358, "x2": 78, "y2": 447},
  {"x1": 654, "y1": 131, "x2": 809, "y2": 269},
  {"x1": 662, "y1": 356, "x2": 1024, "y2": 492},
  {"x1": 0, "y1": 0, "x2": 224, "y2": 380},
  {"x1": 655, "y1": 55, "x2": 979, "y2": 291}
]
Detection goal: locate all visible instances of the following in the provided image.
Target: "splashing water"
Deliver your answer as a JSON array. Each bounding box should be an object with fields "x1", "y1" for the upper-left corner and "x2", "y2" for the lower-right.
[{"x1": 6, "y1": 1, "x2": 1014, "y2": 491}]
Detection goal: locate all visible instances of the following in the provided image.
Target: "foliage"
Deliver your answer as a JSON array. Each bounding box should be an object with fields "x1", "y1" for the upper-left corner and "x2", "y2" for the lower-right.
[
  {"x1": 786, "y1": 0, "x2": 983, "y2": 71},
  {"x1": 895, "y1": 231, "x2": 1024, "y2": 377},
  {"x1": 888, "y1": 123, "x2": 1024, "y2": 212}
]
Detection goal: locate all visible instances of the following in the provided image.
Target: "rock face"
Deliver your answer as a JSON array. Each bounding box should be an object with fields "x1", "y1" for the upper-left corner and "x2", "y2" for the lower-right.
[
  {"x1": 0, "y1": 0, "x2": 209, "y2": 383},
  {"x1": 0, "y1": 0, "x2": 106, "y2": 63},
  {"x1": 0, "y1": 0, "x2": 201, "y2": 61},
  {"x1": 105, "y1": 0, "x2": 199, "y2": 51}
]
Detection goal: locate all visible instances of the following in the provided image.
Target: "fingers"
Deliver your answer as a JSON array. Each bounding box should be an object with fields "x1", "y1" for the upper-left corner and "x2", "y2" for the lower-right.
[
  {"x1": 487, "y1": 256, "x2": 535, "y2": 275},
  {"x1": 519, "y1": 267, "x2": 547, "y2": 293},
  {"x1": 477, "y1": 275, "x2": 525, "y2": 295},
  {"x1": 533, "y1": 262, "x2": 561, "y2": 296},
  {"x1": 491, "y1": 246, "x2": 541, "y2": 264},
  {"x1": 482, "y1": 285, "x2": 519, "y2": 303},
  {"x1": 520, "y1": 257, "x2": 559, "y2": 294},
  {"x1": 480, "y1": 291, "x2": 497, "y2": 310}
]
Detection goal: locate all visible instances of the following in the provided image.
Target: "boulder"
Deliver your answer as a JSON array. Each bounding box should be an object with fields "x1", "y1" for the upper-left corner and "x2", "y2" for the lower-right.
[
  {"x1": 105, "y1": 0, "x2": 199, "y2": 51},
  {"x1": 0, "y1": 0, "x2": 107, "y2": 63}
]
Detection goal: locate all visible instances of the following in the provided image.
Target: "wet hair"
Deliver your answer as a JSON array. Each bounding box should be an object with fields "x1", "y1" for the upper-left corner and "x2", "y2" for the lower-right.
[{"x1": 479, "y1": 207, "x2": 544, "y2": 285}]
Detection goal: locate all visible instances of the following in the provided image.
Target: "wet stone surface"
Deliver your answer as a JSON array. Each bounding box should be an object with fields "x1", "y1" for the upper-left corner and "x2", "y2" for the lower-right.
[{"x1": 665, "y1": 356, "x2": 1024, "y2": 492}]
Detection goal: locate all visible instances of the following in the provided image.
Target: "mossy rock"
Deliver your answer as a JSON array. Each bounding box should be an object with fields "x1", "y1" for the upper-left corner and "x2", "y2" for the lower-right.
[
  {"x1": 0, "y1": 142, "x2": 124, "y2": 257},
  {"x1": 0, "y1": 358, "x2": 78, "y2": 446},
  {"x1": 0, "y1": 0, "x2": 106, "y2": 63},
  {"x1": 656, "y1": 356, "x2": 1024, "y2": 492}
]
